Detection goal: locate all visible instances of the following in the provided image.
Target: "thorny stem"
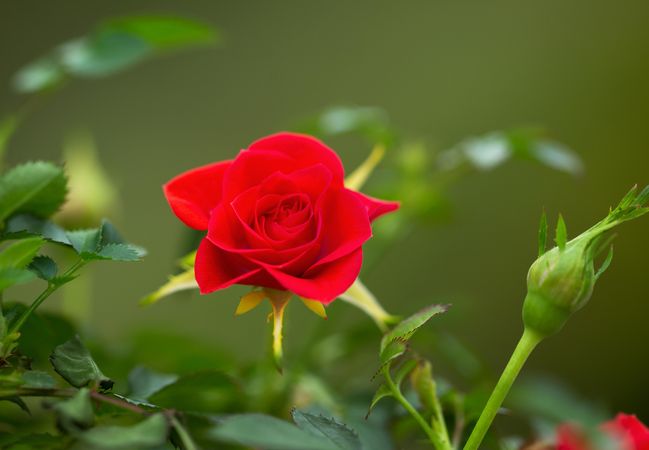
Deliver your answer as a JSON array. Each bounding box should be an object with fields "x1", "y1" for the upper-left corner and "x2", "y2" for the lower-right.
[
  {"x1": 463, "y1": 328, "x2": 542, "y2": 450},
  {"x1": 383, "y1": 366, "x2": 450, "y2": 450},
  {"x1": 13, "y1": 387, "x2": 198, "y2": 450}
]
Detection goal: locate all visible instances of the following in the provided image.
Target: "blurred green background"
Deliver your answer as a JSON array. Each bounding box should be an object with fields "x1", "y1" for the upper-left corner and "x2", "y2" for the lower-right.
[{"x1": 1, "y1": 0, "x2": 648, "y2": 418}]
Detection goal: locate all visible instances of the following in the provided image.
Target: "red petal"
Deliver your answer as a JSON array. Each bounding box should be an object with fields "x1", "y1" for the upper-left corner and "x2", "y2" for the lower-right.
[
  {"x1": 164, "y1": 161, "x2": 232, "y2": 230},
  {"x1": 266, "y1": 248, "x2": 362, "y2": 303},
  {"x1": 195, "y1": 238, "x2": 262, "y2": 294},
  {"x1": 249, "y1": 132, "x2": 344, "y2": 184},
  {"x1": 351, "y1": 190, "x2": 400, "y2": 221},
  {"x1": 605, "y1": 414, "x2": 649, "y2": 450},
  {"x1": 311, "y1": 188, "x2": 372, "y2": 269}
]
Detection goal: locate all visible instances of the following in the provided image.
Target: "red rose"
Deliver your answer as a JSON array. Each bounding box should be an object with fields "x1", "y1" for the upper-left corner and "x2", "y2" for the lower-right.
[
  {"x1": 164, "y1": 132, "x2": 398, "y2": 303},
  {"x1": 557, "y1": 414, "x2": 649, "y2": 450}
]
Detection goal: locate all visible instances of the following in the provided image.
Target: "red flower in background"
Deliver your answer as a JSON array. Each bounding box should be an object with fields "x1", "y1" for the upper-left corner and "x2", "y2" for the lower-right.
[
  {"x1": 558, "y1": 414, "x2": 649, "y2": 450},
  {"x1": 164, "y1": 132, "x2": 398, "y2": 303}
]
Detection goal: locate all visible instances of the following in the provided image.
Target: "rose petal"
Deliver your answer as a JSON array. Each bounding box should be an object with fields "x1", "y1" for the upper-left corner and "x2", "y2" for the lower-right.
[
  {"x1": 249, "y1": 132, "x2": 344, "y2": 185},
  {"x1": 310, "y1": 188, "x2": 372, "y2": 269},
  {"x1": 266, "y1": 248, "x2": 362, "y2": 303},
  {"x1": 604, "y1": 414, "x2": 649, "y2": 450},
  {"x1": 163, "y1": 161, "x2": 232, "y2": 230},
  {"x1": 195, "y1": 238, "x2": 262, "y2": 294},
  {"x1": 351, "y1": 190, "x2": 400, "y2": 221},
  {"x1": 222, "y1": 149, "x2": 297, "y2": 200}
]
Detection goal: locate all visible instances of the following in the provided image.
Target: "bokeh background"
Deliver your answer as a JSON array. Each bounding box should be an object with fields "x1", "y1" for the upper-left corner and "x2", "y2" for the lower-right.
[{"x1": 1, "y1": 0, "x2": 648, "y2": 418}]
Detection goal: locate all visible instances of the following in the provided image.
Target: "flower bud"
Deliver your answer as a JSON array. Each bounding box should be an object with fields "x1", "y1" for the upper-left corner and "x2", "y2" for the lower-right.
[
  {"x1": 523, "y1": 238, "x2": 597, "y2": 337},
  {"x1": 523, "y1": 185, "x2": 649, "y2": 338}
]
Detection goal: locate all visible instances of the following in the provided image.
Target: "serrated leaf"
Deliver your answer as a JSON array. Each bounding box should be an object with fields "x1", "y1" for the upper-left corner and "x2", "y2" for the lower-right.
[
  {"x1": 127, "y1": 366, "x2": 178, "y2": 403},
  {"x1": 379, "y1": 340, "x2": 407, "y2": 368},
  {"x1": 555, "y1": 214, "x2": 567, "y2": 250},
  {"x1": 380, "y1": 304, "x2": 449, "y2": 355},
  {"x1": 21, "y1": 370, "x2": 56, "y2": 389},
  {"x1": 394, "y1": 359, "x2": 418, "y2": 386},
  {"x1": 367, "y1": 384, "x2": 392, "y2": 418},
  {"x1": 99, "y1": 219, "x2": 124, "y2": 245},
  {"x1": 291, "y1": 409, "x2": 362, "y2": 450},
  {"x1": 209, "y1": 413, "x2": 337, "y2": 450},
  {"x1": 0, "y1": 237, "x2": 45, "y2": 270},
  {"x1": 50, "y1": 336, "x2": 113, "y2": 389},
  {"x1": 0, "y1": 161, "x2": 67, "y2": 221},
  {"x1": 94, "y1": 243, "x2": 145, "y2": 261},
  {"x1": 78, "y1": 412, "x2": 168, "y2": 449},
  {"x1": 52, "y1": 387, "x2": 94, "y2": 432},
  {"x1": 3, "y1": 214, "x2": 71, "y2": 245},
  {"x1": 29, "y1": 255, "x2": 58, "y2": 281},
  {"x1": 66, "y1": 228, "x2": 102, "y2": 255},
  {"x1": 538, "y1": 211, "x2": 548, "y2": 257}
]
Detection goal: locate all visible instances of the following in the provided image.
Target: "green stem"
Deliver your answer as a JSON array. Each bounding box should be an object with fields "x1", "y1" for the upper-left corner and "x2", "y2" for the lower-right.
[
  {"x1": 463, "y1": 328, "x2": 542, "y2": 450},
  {"x1": 7, "y1": 259, "x2": 85, "y2": 337},
  {"x1": 431, "y1": 392, "x2": 452, "y2": 449},
  {"x1": 383, "y1": 367, "x2": 449, "y2": 450},
  {"x1": 170, "y1": 415, "x2": 199, "y2": 450}
]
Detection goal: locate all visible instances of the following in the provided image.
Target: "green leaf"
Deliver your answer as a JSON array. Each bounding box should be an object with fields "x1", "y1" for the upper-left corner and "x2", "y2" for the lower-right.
[
  {"x1": 13, "y1": 16, "x2": 217, "y2": 93},
  {"x1": 3, "y1": 214, "x2": 71, "y2": 245},
  {"x1": 127, "y1": 365, "x2": 178, "y2": 403},
  {"x1": 52, "y1": 387, "x2": 94, "y2": 432},
  {"x1": 530, "y1": 141, "x2": 583, "y2": 175},
  {"x1": 78, "y1": 413, "x2": 168, "y2": 450},
  {"x1": 538, "y1": 210, "x2": 548, "y2": 257},
  {"x1": 209, "y1": 414, "x2": 337, "y2": 450},
  {"x1": 66, "y1": 228, "x2": 102, "y2": 255},
  {"x1": 29, "y1": 255, "x2": 58, "y2": 281},
  {"x1": 0, "y1": 237, "x2": 45, "y2": 270},
  {"x1": 148, "y1": 370, "x2": 237, "y2": 413},
  {"x1": 101, "y1": 15, "x2": 217, "y2": 50},
  {"x1": 298, "y1": 106, "x2": 395, "y2": 146},
  {"x1": 291, "y1": 409, "x2": 362, "y2": 450},
  {"x1": 367, "y1": 384, "x2": 392, "y2": 418},
  {"x1": 555, "y1": 214, "x2": 567, "y2": 250},
  {"x1": 0, "y1": 162, "x2": 67, "y2": 221},
  {"x1": 380, "y1": 304, "x2": 448, "y2": 357},
  {"x1": 50, "y1": 336, "x2": 113, "y2": 389},
  {"x1": 0, "y1": 433, "x2": 69, "y2": 450},
  {"x1": 93, "y1": 243, "x2": 146, "y2": 261},
  {"x1": 12, "y1": 57, "x2": 65, "y2": 93},
  {"x1": 378, "y1": 340, "x2": 407, "y2": 368},
  {"x1": 21, "y1": 370, "x2": 56, "y2": 389},
  {"x1": 0, "y1": 268, "x2": 36, "y2": 291}
]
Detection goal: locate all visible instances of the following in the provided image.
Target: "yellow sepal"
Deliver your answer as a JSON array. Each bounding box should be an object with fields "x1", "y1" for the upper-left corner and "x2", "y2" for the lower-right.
[
  {"x1": 344, "y1": 144, "x2": 386, "y2": 191},
  {"x1": 299, "y1": 297, "x2": 327, "y2": 319},
  {"x1": 235, "y1": 290, "x2": 266, "y2": 316}
]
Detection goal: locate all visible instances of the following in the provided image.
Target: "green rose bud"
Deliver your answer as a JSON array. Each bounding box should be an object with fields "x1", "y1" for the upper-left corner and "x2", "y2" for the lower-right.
[{"x1": 523, "y1": 185, "x2": 649, "y2": 338}]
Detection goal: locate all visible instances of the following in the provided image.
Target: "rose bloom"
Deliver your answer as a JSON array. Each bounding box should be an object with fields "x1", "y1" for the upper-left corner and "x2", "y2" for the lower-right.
[
  {"x1": 164, "y1": 132, "x2": 398, "y2": 303},
  {"x1": 557, "y1": 414, "x2": 649, "y2": 450}
]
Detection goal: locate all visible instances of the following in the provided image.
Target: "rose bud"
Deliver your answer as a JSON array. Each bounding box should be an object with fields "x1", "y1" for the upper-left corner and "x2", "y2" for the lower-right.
[{"x1": 523, "y1": 185, "x2": 649, "y2": 338}]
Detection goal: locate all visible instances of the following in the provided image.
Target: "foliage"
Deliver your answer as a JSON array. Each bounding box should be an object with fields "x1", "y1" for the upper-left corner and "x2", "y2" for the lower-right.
[{"x1": 1, "y1": 10, "x2": 646, "y2": 450}]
